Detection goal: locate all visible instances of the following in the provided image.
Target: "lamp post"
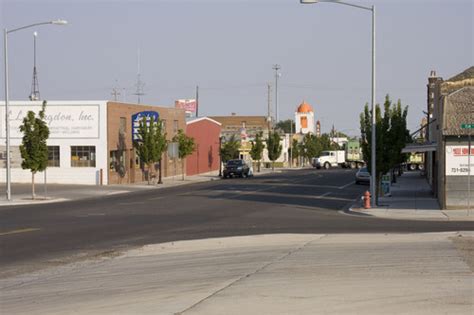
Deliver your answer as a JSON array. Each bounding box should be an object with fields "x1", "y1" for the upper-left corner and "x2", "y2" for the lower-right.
[
  {"x1": 300, "y1": 0, "x2": 376, "y2": 207},
  {"x1": 3, "y1": 19, "x2": 67, "y2": 201}
]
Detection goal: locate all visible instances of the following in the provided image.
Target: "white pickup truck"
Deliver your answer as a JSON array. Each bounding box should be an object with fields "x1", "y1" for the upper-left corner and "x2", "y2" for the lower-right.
[{"x1": 312, "y1": 150, "x2": 346, "y2": 169}]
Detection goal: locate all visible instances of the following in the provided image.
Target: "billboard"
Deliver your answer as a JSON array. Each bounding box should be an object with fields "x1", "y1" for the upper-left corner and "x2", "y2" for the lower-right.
[{"x1": 175, "y1": 99, "x2": 197, "y2": 113}]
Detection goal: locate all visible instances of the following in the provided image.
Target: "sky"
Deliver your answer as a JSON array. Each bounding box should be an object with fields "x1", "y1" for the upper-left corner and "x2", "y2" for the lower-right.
[{"x1": 1, "y1": 0, "x2": 472, "y2": 137}]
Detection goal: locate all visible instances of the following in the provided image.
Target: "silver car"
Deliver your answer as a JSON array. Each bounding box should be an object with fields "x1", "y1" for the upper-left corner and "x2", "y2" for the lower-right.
[{"x1": 355, "y1": 167, "x2": 370, "y2": 184}]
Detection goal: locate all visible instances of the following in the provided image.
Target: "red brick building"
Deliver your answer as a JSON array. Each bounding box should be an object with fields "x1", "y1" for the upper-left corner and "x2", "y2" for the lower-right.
[{"x1": 186, "y1": 117, "x2": 221, "y2": 176}]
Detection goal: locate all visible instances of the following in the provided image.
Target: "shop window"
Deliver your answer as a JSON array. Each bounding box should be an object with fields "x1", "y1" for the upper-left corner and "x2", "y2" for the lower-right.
[
  {"x1": 47, "y1": 146, "x2": 60, "y2": 167},
  {"x1": 71, "y1": 146, "x2": 96, "y2": 167}
]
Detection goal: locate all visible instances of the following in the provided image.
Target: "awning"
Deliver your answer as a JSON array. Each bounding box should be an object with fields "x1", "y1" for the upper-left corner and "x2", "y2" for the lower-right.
[{"x1": 402, "y1": 143, "x2": 437, "y2": 153}]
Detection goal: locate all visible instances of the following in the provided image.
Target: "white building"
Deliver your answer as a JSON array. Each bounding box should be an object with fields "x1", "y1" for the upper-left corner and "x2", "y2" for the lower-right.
[
  {"x1": 1, "y1": 101, "x2": 108, "y2": 185},
  {"x1": 295, "y1": 101, "x2": 315, "y2": 135}
]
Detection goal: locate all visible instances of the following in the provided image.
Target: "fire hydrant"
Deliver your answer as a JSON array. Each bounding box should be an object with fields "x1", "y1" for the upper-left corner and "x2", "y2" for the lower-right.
[{"x1": 363, "y1": 191, "x2": 371, "y2": 209}]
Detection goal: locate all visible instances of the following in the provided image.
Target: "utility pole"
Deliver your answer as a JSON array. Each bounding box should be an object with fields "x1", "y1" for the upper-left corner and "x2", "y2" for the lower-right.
[
  {"x1": 196, "y1": 85, "x2": 199, "y2": 117},
  {"x1": 267, "y1": 83, "x2": 272, "y2": 131},
  {"x1": 29, "y1": 31, "x2": 40, "y2": 101},
  {"x1": 273, "y1": 64, "x2": 281, "y2": 123},
  {"x1": 111, "y1": 80, "x2": 121, "y2": 101}
]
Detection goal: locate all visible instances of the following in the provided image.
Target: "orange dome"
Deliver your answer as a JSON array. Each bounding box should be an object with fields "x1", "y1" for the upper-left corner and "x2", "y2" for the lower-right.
[{"x1": 297, "y1": 101, "x2": 313, "y2": 113}]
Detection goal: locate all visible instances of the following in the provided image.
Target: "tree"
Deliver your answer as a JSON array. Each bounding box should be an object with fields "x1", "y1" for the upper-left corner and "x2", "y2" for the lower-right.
[
  {"x1": 19, "y1": 100, "x2": 50, "y2": 199},
  {"x1": 360, "y1": 94, "x2": 410, "y2": 202},
  {"x1": 250, "y1": 132, "x2": 265, "y2": 172},
  {"x1": 303, "y1": 133, "x2": 321, "y2": 162},
  {"x1": 220, "y1": 135, "x2": 241, "y2": 163},
  {"x1": 275, "y1": 119, "x2": 295, "y2": 134},
  {"x1": 173, "y1": 129, "x2": 196, "y2": 181},
  {"x1": 133, "y1": 117, "x2": 167, "y2": 185},
  {"x1": 266, "y1": 131, "x2": 282, "y2": 171}
]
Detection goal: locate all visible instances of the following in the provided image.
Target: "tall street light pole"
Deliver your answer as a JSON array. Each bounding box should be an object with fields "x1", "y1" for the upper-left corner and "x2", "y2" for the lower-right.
[
  {"x1": 3, "y1": 19, "x2": 67, "y2": 201},
  {"x1": 300, "y1": 0, "x2": 376, "y2": 207}
]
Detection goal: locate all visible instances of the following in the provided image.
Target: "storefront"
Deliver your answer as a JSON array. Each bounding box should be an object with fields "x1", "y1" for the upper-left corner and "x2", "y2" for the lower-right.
[{"x1": 0, "y1": 100, "x2": 185, "y2": 185}]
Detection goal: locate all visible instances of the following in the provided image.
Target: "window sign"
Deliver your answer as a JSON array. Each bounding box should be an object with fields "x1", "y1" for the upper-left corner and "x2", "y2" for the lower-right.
[
  {"x1": 131, "y1": 111, "x2": 159, "y2": 142},
  {"x1": 446, "y1": 145, "x2": 474, "y2": 176}
]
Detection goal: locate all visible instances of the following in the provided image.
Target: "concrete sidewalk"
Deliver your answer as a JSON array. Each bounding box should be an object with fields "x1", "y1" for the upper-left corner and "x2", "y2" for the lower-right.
[
  {"x1": 349, "y1": 171, "x2": 474, "y2": 221},
  {"x1": 0, "y1": 167, "x2": 289, "y2": 207},
  {"x1": 1, "y1": 232, "x2": 472, "y2": 315}
]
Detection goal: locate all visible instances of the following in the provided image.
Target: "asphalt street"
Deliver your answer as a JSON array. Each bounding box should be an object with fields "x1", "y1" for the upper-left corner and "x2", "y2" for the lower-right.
[{"x1": 1, "y1": 168, "x2": 473, "y2": 277}]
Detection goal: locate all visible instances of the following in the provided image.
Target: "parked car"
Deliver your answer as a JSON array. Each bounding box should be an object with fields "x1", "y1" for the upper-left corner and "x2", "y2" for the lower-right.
[
  {"x1": 223, "y1": 159, "x2": 250, "y2": 178},
  {"x1": 355, "y1": 167, "x2": 370, "y2": 184}
]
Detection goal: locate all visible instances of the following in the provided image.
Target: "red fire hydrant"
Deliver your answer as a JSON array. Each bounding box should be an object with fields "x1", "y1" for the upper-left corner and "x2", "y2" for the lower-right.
[{"x1": 363, "y1": 191, "x2": 371, "y2": 209}]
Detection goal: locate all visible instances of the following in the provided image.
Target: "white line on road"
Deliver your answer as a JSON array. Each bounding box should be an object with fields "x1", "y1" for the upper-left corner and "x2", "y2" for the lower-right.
[{"x1": 338, "y1": 181, "x2": 355, "y2": 190}]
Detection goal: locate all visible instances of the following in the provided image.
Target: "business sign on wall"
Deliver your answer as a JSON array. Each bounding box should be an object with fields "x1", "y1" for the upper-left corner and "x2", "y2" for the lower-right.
[
  {"x1": 0, "y1": 104, "x2": 100, "y2": 139},
  {"x1": 131, "y1": 111, "x2": 159, "y2": 142},
  {"x1": 446, "y1": 145, "x2": 474, "y2": 176}
]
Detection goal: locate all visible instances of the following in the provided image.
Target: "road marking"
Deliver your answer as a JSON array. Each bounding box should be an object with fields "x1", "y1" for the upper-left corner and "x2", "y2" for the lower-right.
[
  {"x1": 338, "y1": 181, "x2": 355, "y2": 189},
  {"x1": 0, "y1": 228, "x2": 40, "y2": 236},
  {"x1": 149, "y1": 196, "x2": 164, "y2": 200},
  {"x1": 319, "y1": 192, "x2": 332, "y2": 198}
]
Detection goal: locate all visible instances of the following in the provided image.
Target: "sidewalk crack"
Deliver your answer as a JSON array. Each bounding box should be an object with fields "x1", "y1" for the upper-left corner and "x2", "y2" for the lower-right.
[{"x1": 175, "y1": 234, "x2": 327, "y2": 315}]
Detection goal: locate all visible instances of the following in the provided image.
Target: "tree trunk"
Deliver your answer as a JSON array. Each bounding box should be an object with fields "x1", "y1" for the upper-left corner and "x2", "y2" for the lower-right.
[
  {"x1": 272, "y1": 161, "x2": 275, "y2": 171},
  {"x1": 32, "y1": 172, "x2": 36, "y2": 200},
  {"x1": 147, "y1": 163, "x2": 152, "y2": 185},
  {"x1": 257, "y1": 161, "x2": 261, "y2": 172},
  {"x1": 158, "y1": 158, "x2": 163, "y2": 184}
]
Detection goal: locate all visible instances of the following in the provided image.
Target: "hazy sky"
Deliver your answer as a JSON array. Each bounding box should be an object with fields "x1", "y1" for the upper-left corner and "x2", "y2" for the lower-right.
[{"x1": 1, "y1": 0, "x2": 472, "y2": 136}]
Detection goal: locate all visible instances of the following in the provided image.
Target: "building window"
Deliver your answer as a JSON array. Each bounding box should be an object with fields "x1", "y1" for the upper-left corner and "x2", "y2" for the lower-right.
[
  {"x1": 161, "y1": 119, "x2": 166, "y2": 131},
  {"x1": 173, "y1": 120, "x2": 179, "y2": 133},
  {"x1": 47, "y1": 146, "x2": 60, "y2": 167},
  {"x1": 119, "y1": 117, "x2": 126, "y2": 134},
  {"x1": 71, "y1": 146, "x2": 96, "y2": 167},
  {"x1": 301, "y1": 116, "x2": 308, "y2": 128}
]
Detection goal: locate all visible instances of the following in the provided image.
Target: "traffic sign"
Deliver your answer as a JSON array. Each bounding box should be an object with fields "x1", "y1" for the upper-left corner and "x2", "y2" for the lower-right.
[{"x1": 461, "y1": 124, "x2": 474, "y2": 129}]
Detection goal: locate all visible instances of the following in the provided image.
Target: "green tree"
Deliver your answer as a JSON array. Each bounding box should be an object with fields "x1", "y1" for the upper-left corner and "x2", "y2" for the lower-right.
[
  {"x1": 303, "y1": 133, "x2": 321, "y2": 162},
  {"x1": 360, "y1": 94, "x2": 410, "y2": 202},
  {"x1": 173, "y1": 129, "x2": 196, "y2": 181},
  {"x1": 266, "y1": 131, "x2": 282, "y2": 171},
  {"x1": 19, "y1": 100, "x2": 50, "y2": 199},
  {"x1": 250, "y1": 132, "x2": 265, "y2": 172},
  {"x1": 275, "y1": 119, "x2": 295, "y2": 134},
  {"x1": 220, "y1": 135, "x2": 241, "y2": 163},
  {"x1": 133, "y1": 117, "x2": 168, "y2": 185}
]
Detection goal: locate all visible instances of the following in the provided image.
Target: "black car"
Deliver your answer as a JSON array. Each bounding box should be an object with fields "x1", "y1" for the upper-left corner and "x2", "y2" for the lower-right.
[{"x1": 223, "y1": 159, "x2": 250, "y2": 178}]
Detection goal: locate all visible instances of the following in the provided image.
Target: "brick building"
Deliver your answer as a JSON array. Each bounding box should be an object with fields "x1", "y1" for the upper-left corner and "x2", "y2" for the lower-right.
[{"x1": 185, "y1": 117, "x2": 221, "y2": 176}]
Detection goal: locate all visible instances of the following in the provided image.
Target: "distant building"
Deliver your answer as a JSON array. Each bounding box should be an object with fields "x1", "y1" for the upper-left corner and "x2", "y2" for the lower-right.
[{"x1": 295, "y1": 101, "x2": 315, "y2": 135}]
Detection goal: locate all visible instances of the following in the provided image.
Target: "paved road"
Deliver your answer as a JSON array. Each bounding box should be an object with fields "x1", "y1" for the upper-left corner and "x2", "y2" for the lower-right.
[{"x1": 1, "y1": 168, "x2": 473, "y2": 277}]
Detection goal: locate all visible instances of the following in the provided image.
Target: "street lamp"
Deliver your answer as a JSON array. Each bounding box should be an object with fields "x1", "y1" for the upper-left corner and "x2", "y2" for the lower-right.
[
  {"x1": 300, "y1": 0, "x2": 376, "y2": 207},
  {"x1": 4, "y1": 19, "x2": 67, "y2": 201}
]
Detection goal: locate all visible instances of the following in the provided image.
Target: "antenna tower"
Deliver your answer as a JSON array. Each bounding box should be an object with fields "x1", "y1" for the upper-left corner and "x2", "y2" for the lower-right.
[
  {"x1": 29, "y1": 32, "x2": 40, "y2": 101},
  {"x1": 133, "y1": 48, "x2": 145, "y2": 104}
]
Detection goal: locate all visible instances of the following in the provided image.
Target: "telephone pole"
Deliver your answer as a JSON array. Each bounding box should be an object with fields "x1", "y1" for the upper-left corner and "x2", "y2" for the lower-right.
[
  {"x1": 273, "y1": 64, "x2": 281, "y2": 123},
  {"x1": 267, "y1": 83, "x2": 272, "y2": 131}
]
